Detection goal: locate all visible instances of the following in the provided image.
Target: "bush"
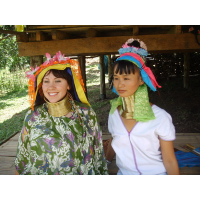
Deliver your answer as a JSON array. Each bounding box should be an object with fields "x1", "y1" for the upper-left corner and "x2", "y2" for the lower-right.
[{"x1": 0, "y1": 68, "x2": 28, "y2": 94}]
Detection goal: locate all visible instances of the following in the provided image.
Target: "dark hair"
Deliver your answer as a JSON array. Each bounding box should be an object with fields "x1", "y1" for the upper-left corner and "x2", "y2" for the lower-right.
[
  {"x1": 127, "y1": 40, "x2": 141, "y2": 48},
  {"x1": 113, "y1": 60, "x2": 140, "y2": 75},
  {"x1": 34, "y1": 69, "x2": 75, "y2": 108}
]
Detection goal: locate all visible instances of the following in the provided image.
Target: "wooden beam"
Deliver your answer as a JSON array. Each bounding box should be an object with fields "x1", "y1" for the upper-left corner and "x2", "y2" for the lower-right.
[
  {"x1": 16, "y1": 34, "x2": 29, "y2": 42},
  {"x1": 51, "y1": 30, "x2": 69, "y2": 40},
  {"x1": 86, "y1": 28, "x2": 98, "y2": 38},
  {"x1": 36, "y1": 31, "x2": 50, "y2": 41},
  {"x1": 18, "y1": 33, "x2": 200, "y2": 57},
  {"x1": 0, "y1": 28, "x2": 27, "y2": 35}
]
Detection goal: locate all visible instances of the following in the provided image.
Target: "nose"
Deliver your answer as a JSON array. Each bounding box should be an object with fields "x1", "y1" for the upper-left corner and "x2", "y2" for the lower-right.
[
  {"x1": 117, "y1": 79, "x2": 124, "y2": 88},
  {"x1": 47, "y1": 82, "x2": 56, "y2": 89}
]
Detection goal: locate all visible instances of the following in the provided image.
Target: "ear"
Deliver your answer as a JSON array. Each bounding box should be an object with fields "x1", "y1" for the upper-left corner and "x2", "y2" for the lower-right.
[
  {"x1": 66, "y1": 81, "x2": 70, "y2": 90},
  {"x1": 139, "y1": 76, "x2": 144, "y2": 85}
]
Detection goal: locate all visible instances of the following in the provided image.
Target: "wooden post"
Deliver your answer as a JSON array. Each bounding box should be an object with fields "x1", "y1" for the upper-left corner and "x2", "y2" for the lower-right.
[
  {"x1": 30, "y1": 56, "x2": 43, "y2": 67},
  {"x1": 100, "y1": 55, "x2": 106, "y2": 99},
  {"x1": 168, "y1": 25, "x2": 182, "y2": 34},
  {"x1": 175, "y1": 25, "x2": 182, "y2": 34},
  {"x1": 184, "y1": 52, "x2": 190, "y2": 89},
  {"x1": 133, "y1": 25, "x2": 139, "y2": 35},
  {"x1": 107, "y1": 54, "x2": 112, "y2": 78},
  {"x1": 78, "y1": 56, "x2": 87, "y2": 97}
]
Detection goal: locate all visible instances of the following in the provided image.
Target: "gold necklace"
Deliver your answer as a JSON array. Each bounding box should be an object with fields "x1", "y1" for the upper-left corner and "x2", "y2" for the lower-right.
[
  {"x1": 45, "y1": 95, "x2": 72, "y2": 117},
  {"x1": 119, "y1": 94, "x2": 135, "y2": 119}
]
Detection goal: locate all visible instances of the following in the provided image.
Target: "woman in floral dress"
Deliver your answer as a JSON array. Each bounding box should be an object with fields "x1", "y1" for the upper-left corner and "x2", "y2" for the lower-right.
[{"x1": 15, "y1": 51, "x2": 108, "y2": 175}]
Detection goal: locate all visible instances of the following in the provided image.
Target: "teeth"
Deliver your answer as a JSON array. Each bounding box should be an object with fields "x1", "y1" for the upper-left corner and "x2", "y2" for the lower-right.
[{"x1": 49, "y1": 93, "x2": 58, "y2": 96}]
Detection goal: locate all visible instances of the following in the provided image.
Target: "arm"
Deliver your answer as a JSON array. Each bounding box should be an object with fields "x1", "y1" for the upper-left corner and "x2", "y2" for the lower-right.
[
  {"x1": 160, "y1": 139, "x2": 180, "y2": 175},
  {"x1": 105, "y1": 138, "x2": 116, "y2": 162}
]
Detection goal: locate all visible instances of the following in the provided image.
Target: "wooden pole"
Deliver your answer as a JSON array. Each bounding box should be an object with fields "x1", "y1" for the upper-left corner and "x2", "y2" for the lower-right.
[
  {"x1": 99, "y1": 55, "x2": 106, "y2": 99},
  {"x1": 78, "y1": 56, "x2": 87, "y2": 97},
  {"x1": 0, "y1": 28, "x2": 27, "y2": 35},
  {"x1": 184, "y1": 53, "x2": 190, "y2": 89},
  {"x1": 30, "y1": 56, "x2": 43, "y2": 67},
  {"x1": 132, "y1": 25, "x2": 139, "y2": 35},
  {"x1": 107, "y1": 54, "x2": 112, "y2": 78}
]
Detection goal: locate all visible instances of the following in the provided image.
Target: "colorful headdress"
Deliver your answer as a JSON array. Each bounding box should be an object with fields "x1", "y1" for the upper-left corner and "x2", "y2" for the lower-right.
[
  {"x1": 110, "y1": 39, "x2": 161, "y2": 122},
  {"x1": 116, "y1": 38, "x2": 161, "y2": 91},
  {"x1": 26, "y1": 51, "x2": 90, "y2": 110}
]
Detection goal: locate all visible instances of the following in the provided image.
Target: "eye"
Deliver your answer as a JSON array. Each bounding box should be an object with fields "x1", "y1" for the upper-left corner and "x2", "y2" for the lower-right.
[
  {"x1": 55, "y1": 80, "x2": 61, "y2": 83},
  {"x1": 114, "y1": 77, "x2": 118, "y2": 80},
  {"x1": 43, "y1": 80, "x2": 49, "y2": 83},
  {"x1": 124, "y1": 78, "x2": 129, "y2": 80}
]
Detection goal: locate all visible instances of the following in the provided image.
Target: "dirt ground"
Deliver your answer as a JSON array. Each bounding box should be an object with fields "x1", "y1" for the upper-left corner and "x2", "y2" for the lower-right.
[{"x1": 95, "y1": 75, "x2": 200, "y2": 134}]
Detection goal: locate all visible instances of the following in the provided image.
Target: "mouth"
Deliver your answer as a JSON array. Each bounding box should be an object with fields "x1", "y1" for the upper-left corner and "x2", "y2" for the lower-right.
[
  {"x1": 48, "y1": 92, "x2": 58, "y2": 96},
  {"x1": 118, "y1": 90, "x2": 126, "y2": 93}
]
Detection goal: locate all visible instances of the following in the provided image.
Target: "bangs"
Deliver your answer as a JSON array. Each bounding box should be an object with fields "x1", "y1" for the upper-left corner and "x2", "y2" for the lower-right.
[
  {"x1": 44, "y1": 69, "x2": 72, "y2": 85},
  {"x1": 45, "y1": 69, "x2": 67, "y2": 79},
  {"x1": 113, "y1": 60, "x2": 138, "y2": 74}
]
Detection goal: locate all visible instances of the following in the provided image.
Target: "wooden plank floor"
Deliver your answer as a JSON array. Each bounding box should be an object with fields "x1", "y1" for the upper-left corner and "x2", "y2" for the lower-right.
[
  {"x1": 0, "y1": 133, "x2": 19, "y2": 175},
  {"x1": 0, "y1": 133, "x2": 200, "y2": 175}
]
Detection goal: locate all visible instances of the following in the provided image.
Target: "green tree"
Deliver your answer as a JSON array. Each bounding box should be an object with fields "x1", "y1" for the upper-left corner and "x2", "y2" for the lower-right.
[{"x1": 0, "y1": 25, "x2": 30, "y2": 71}]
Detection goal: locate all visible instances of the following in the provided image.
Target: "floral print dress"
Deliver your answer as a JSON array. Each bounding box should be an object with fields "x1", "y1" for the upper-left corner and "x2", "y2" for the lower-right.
[{"x1": 15, "y1": 101, "x2": 108, "y2": 175}]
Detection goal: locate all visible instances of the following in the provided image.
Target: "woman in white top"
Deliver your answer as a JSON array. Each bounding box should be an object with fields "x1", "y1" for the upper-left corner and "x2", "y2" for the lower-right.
[{"x1": 106, "y1": 38, "x2": 179, "y2": 175}]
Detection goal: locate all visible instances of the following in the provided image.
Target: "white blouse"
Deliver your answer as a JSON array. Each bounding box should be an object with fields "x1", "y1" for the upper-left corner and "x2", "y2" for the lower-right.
[{"x1": 108, "y1": 104, "x2": 176, "y2": 175}]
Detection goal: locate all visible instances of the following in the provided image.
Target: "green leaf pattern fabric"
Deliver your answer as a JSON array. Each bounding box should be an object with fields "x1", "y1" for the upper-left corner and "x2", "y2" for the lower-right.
[{"x1": 15, "y1": 101, "x2": 108, "y2": 175}]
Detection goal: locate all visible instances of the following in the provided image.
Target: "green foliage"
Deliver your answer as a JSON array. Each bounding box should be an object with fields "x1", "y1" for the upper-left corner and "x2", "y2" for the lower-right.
[{"x1": 0, "y1": 25, "x2": 30, "y2": 71}]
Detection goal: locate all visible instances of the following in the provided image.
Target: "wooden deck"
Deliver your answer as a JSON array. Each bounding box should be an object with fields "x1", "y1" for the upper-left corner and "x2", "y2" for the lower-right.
[{"x1": 0, "y1": 133, "x2": 200, "y2": 175}]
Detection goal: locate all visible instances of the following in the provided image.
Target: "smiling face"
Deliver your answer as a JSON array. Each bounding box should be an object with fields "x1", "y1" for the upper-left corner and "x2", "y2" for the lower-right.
[
  {"x1": 42, "y1": 71, "x2": 70, "y2": 103},
  {"x1": 113, "y1": 61, "x2": 144, "y2": 97}
]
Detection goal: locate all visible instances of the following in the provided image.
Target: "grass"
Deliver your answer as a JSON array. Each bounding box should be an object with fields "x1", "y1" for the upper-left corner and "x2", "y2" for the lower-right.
[
  {"x1": 0, "y1": 67, "x2": 28, "y2": 94},
  {"x1": 0, "y1": 67, "x2": 30, "y2": 143},
  {"x1": 0, "y1": 88, "x2": 30, "y2": 143}
]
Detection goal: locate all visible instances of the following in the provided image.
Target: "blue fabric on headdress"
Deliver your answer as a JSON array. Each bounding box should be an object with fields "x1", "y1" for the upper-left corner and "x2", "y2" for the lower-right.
[
  {"x1": 140, "y1": 70, "x2": 156, "y2": 92},
  {"x1": 118, "y1": 47, "x2": 148, "y2": 57},
  {"x1": 66, "y1": 68, "x2": 81, "y2": 102},
  {"x1": 117, "y1": 56, "x2": 143, "y2": 69},
  {"x1": 112, "y1": 86, "x2": 118, "y2": 95}
]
